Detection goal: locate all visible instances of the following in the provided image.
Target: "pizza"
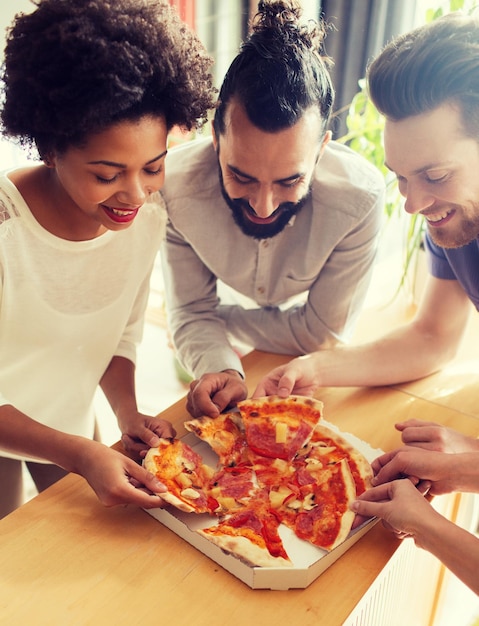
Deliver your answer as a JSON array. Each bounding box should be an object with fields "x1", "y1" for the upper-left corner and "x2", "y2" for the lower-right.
[
  {"x1": 143, "y1": 438, "x2": 217, "y2": 514},
  {"x1": 300, "y1": 424, "x2": 373, "y2": 496},
  {"x1": 198, "y1": 491, "x2": 292, "y2": 568},
  {"x1": 237, "y1": 395, "x2": 323, "y2": 460},
  {"x1": 270, "y1": 457, "x2": 357, "y2": 551},
  {"x1": 184, "y1": 410, "x2": 248, "y2": 466},
  {"x1": 145, "y1": 395, "x2": 373, "y2": 567}
]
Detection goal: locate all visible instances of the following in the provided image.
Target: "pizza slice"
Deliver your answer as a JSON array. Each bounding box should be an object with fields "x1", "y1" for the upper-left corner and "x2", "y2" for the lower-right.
[
  {"x1": 248, "y1": 453, "x2": 295, "y2": 489},
  {"x1": 237, "y1": 395, "x2": 323, "y2": 461},
  {"x1": 184, "y1": 411, "x2": 248, "y2": 466},
  {"x1": 143, "y1": 438, "x2": 218, "y2": 514},
  {"x1": 272, "y1": 458, "x2": 357, "y2": 551},
  {"x1": 197, "y1": 495, "x2": 292, "y2": 568},
  {"x1": 299, "y1": 424, "x2": 373, "y2": 496},
  {"x1": 208, "y1": 464, "x2": 258, "y2": 514}
]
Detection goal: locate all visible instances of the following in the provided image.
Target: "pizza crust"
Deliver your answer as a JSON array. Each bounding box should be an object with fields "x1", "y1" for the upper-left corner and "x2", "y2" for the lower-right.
[
  {"x1": 310, "y1": 424, "x2": 374, "y2": 491},
  {"x1": 184, "y1": 411, "x2": 246, "y2": 464},
  {"x1": 197, "y1": 528, "x2": 293, "y2": 568},
  {"x1": 325, "y1": 459, "x2": 357, "y2": 551},
  {"x1": 143, "y1": 440, "x2": 212, "y2": 514}
]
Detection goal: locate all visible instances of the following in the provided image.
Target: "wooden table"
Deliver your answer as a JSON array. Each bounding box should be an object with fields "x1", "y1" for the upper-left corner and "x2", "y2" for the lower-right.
[{"x1": 1, "y1": 351, "x2": 478, "y2": 626}]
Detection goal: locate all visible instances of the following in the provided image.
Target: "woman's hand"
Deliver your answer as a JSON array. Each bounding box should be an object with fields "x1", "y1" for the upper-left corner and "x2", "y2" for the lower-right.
[{"x1": 118, "y1": 411, "x2": 176, "y2": 458}]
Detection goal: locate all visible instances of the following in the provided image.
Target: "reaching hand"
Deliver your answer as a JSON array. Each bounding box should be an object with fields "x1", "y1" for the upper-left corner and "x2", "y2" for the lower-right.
[
  {"x1": 396, "y1": 419, "x2": 479, "y2": 453},
  {"x1": 74, "y1": 439, "x2": 170, "y2": 509},
  {"x1": 118, "y1": 412, "x2": 176, "y2": 458},
  {"x1": 186, "y1": 370, "x2": 248, "y2": 417},
  {"x1": 370, "y1": 445, "x2": 462, "y2": 495},
  {"x1": 253, "y1": 355, "x2": 321, "y2": 398},
  {"x1": 351, "y1": 479, "x2": 434, "y2": 541}
]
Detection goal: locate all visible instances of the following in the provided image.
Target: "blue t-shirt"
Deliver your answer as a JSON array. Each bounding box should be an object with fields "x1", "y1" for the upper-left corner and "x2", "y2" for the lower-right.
[{"x1": 426, "y1": 231, "x2": 479, "y2": 311}]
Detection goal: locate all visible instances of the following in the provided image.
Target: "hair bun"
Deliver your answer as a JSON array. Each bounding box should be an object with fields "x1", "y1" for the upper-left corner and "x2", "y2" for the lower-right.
[
  {"x1": 254, "y1": 0, "x2": 302, "y2": 31},
  {"x1": 252, "y1": 0, "x2": 329, "y2": 59}
]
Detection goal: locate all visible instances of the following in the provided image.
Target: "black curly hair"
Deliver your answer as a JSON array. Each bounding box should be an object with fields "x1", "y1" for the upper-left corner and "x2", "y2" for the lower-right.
[
  {"x1": 1, "y1": 0, "x2": 217, "y2": 158},
  {"x1": 213, "y1": 0, "x2": 334, "y2": 137}
]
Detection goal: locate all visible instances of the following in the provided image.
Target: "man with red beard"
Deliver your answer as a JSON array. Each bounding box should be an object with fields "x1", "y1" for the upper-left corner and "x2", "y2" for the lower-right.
[
  {"x1": 160, "y1": 0, "x2": 385, "y2": 417},
  {"x1": 256, "y1": 12, "x2": 479, "y2": 398},
  {"x1": 255, "y1": 13, "x2": 479, "y2": 596}
]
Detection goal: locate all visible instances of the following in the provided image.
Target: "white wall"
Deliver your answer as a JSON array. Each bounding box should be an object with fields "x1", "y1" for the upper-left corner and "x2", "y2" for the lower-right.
[
  {"x1": 0, "y1": 1, "x2": 34, "y2": 47},
  {"x1": 0, "y1": 1, "x2": 35, "y2": 169}
]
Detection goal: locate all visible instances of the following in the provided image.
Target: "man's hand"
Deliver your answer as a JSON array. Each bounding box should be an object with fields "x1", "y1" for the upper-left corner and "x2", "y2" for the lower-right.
[
  {"x1": 351, "y1": 479, "x2": 434, "y2": 541},
  {"x1": 397, "y1": 419, "x2": 479, "y2": 453},
  {"x1": 253, "y1": 354, "x2": 321, "y2": 398},
  {"x1": 186, "y1": 370, "x2": 248, "y2": 417},
  {"x1": 370, "y1": 445, "x2": 462, "y2": 495}
]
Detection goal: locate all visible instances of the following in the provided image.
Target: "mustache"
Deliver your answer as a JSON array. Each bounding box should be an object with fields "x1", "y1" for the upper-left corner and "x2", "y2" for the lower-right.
[
  {"x1": 218, "y1": 165, "x2": 310, "y2": 239},
  {"x1": 229, "y1": 195, "x2": 301, "y2": 217}
]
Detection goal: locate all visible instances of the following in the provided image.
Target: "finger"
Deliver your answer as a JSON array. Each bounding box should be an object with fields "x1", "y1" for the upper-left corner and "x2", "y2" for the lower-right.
[
  {"x1": 129, "y1": 465, "x2": 167, "y2": 494},
  {"x1": 356, "y1": 482, "x2": 392, "y2": 503},
  {"x1": 211, "y1": 385, "x2": 246, "y2": 414},
  {"x1": 185, "y1": 393, "x2": 197, "y2": 417},
  {"x1": 350, "y1": 499, "x2": 382, "y2": 519},
  {"x1": 406, "y1": 475, "x2": 420, "y2": 486},
  {"x1": 124, "y1": 458, "x2": 167, "y2": 493},
  {"x1": 190, "y1": 382, "x2": 222, "y2": 417},
  {"x1": 372, "y1": 460, "x2": 407, "y2": 486},
  {"x1": 416, "y1": 480, "x2": 432, "y2": 496},
  {"x1": 395, "y1": 419, "x2": 432, "y2": 431},
  {"x1": 186, "y1": 391, "x2": 218, "y2": 418},
  {"x1": 121, "y1": 433, "x2": 137, "y2": 449},
  {"x1": 119, "y1": 481, "x2": 167, "y2": 509},
  {"x1": 351, "y1": 513, "x2": 371, "y2": 529},
  {"x1": 277, "y1": 373, "x2": 294, "y2": 398},
  {"x1": 147, "y1": 420, "x2": 176, "y2": 443},
  {"x1": 121, "y1": 433, "x2": 150, "y2": 457},
  {"x1": 159, "y1": 421, "x2": 176, "y2": 439},
  {"x1": 400, "y1": 424, "x2": 438, "y2": 448},
  {"x1": 210, "y1": 389, "x2": 234, "y2": 414},
  {"x1": 130, "y1": 425, "x2": 167, "y2": 448},
  {"x1": 252, "y1": 382, "x2": 267, "y2": 398},
  {"x1": 189, "y1": 379, "x2": 200, "y2": 392},
  {"x1": 370, "y1": 450, "x2": 397, "y2": 475}
]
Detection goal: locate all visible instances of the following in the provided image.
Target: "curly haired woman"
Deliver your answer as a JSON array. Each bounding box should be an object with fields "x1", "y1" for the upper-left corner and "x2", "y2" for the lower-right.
[{"x1": 0, "y1": 0, "x2": 216, "y2": 517}]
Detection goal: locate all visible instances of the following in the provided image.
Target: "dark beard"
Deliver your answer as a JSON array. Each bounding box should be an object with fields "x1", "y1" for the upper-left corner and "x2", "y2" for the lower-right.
[{"x1": 218, "y1": 167, "x2": 310, "y2": 239}]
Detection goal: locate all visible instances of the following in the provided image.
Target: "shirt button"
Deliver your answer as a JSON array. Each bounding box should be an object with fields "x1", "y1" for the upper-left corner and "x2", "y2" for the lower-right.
[
  {"x1": 257, "y1": 286, "x2": 265, "y2": 294},
  {"x1": 262, "y1": 240, "x2": 269, "y2": 247}
]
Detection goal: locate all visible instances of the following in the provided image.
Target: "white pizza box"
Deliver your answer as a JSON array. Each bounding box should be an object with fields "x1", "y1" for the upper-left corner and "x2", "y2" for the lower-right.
[{"x1": 145, "y1": 422, "x2": 382, "y2": 590}]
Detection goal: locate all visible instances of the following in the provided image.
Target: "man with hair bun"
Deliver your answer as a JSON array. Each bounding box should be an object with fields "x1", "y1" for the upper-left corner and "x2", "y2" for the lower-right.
[{"x1": 161, "y1": 0, "x2": 385, "y2": 418}]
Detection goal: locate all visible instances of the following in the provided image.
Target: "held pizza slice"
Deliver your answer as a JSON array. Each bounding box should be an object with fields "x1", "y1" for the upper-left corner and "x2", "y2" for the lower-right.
[
  {"x1": 237, "y1": 395, "x2": 324, "y2": 461},
  {"x1": 143, "y1": 438, "x2": 218, "y2": 514},
  {"x1": 184, "y1": 411, "x2": 248, "y2": 466},
  {"x1": 197, "y1": 496, "x2": 292, "y2": 568}
]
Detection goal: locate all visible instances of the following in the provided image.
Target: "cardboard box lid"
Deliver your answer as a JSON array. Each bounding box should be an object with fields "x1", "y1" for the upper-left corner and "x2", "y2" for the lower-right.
[{"x1": 145, "y1": 423, "x2": 382, "y2": 590}]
